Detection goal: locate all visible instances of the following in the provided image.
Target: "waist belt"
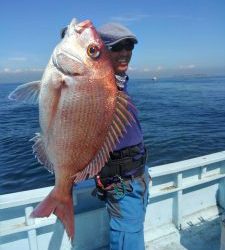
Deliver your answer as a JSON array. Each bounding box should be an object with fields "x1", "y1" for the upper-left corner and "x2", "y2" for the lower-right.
[
  {"x1": 109, "y1": 143, "x2": 144, "y2": 160},
  {"x1": 99, "y1": 143, "x2": 147, "y2": 180}
]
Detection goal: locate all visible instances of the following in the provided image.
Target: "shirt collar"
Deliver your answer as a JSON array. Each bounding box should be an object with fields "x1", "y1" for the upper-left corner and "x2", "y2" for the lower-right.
[{"x1": 115, "y1": 74, "x2": 129, "y2": 90}]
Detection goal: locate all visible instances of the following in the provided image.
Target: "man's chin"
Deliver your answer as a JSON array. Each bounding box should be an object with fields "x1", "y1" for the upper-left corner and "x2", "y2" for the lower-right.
[{"x1": 116, "y1": 64, "x2": 128, "y2": 74}]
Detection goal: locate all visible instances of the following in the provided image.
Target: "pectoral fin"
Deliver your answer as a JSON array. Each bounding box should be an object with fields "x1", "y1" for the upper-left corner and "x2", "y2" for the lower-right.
[{"x1": 8, "y1": 81, "x2": 41, "y2": 104}]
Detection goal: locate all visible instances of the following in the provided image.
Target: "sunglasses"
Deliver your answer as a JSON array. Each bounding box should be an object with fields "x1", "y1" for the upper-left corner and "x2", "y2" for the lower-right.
[{"x1": 108, "y1": 41, "x2": 134, "y2": 52}]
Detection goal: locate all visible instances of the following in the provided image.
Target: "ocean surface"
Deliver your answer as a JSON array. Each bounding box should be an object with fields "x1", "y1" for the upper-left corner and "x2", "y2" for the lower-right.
[{"x1": 1, "y1": 76, "x2": 225, "y2": 194}]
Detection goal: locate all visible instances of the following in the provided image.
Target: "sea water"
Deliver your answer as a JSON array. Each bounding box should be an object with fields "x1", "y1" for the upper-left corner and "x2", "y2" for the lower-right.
[{"x1": 1, "y1": 76, "x2": 225, "y2": 194}]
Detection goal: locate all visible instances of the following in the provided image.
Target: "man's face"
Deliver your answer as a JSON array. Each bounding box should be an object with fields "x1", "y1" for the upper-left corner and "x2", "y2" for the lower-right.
[{"x1": 107, "y1": 39, "x2": 134, "y2": 75}]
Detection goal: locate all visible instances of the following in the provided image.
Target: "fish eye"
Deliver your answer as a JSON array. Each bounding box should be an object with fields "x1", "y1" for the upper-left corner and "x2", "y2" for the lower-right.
[{"x1": 87, "y1": 44, "x2": 100, "y2": 59}]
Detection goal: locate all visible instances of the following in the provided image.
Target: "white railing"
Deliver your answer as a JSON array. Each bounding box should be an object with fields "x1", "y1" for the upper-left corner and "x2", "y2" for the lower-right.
[
  {"x1": 1, "y1": 151, "x2": 225, "y2": 250},
  {"x1": 148, "y1": 150, "x2": 225, "y2": 231}
]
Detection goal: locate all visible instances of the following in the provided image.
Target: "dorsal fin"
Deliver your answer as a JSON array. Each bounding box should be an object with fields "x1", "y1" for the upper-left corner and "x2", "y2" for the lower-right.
[{"x1": 73, "y1": 91, "x2": 135, "y2": 183}]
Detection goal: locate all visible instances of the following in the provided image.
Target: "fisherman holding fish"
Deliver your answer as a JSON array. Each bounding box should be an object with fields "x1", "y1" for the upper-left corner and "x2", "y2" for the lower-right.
[
  {"x1": 10, "y1": 19, "x2": 149, "y2": 250},
  {"x1": 95, "y1": 23, "x2": 150, "y2": 250}
]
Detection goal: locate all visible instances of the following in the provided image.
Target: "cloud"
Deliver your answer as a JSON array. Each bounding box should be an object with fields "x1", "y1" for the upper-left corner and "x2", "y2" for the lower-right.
[
  {"x1": 143, "y1": 68, "x2": 151, "y2": 72},
  {"x1": 3, "y1": 68, "x2": 11, "y2": 73},
  {"x1": 0, "y1": 68, "x2": 43, "y2": 74},
  {"x1": 0, "y1": 68, "x2": 44, "y2": 83},
  {"x1": 110, "y1": 14, "x2": 150, "y2": 23},
  {"x1": 8, "y1": 57, "x2": 27, "y2": 61},
  {"x1": 110, "y1": 13, "x2": 203, "y2": 24},
  {"x1": 179, "y1": 64, "x2": 196, "y2": 70},
  {"x1": 156, "y1": 66, "x2": 163, "y2": 71},
  {"x1": 154, "y1": 14, "x2": 204, "y2": 22},
  {"x1": 128, "y1": 66, "x2": 161, "y2": 74},
  {"x1": 128, "y1": 66, "x2": 138, "y2": 71},
  {"x1": 128, "y1": 66, "x2": 150, "y2": 73}
]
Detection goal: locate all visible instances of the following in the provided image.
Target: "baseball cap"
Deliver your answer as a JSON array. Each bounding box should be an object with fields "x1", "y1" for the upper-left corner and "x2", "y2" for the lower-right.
[{"x1": 98, "y1": 23, "x2": 138, "y2": 46}]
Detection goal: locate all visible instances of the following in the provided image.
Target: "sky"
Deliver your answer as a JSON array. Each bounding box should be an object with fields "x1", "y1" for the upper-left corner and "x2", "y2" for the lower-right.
[{"x1": 0, "y1": 0, "x2": 225, "y2": 83}]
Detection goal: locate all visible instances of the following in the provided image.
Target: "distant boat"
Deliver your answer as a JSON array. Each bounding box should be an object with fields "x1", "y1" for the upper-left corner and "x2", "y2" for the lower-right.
[{"x1": 152, "y1": 76, "x2": 157, "y2": 81}]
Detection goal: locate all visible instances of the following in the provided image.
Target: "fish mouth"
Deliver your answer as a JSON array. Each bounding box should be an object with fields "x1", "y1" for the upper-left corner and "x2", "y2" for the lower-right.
[
  {"x1": 75, "y1": 20, "x2": 93, "y2": 33},
  {"x1": 52, "y1": 48, "x2": 83, "y2": 76}
]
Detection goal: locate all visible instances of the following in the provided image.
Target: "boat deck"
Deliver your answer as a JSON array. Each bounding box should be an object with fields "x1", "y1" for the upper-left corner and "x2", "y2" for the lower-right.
[{"x1": 147, "y1": 215, "x2": 221, "y2": 250}]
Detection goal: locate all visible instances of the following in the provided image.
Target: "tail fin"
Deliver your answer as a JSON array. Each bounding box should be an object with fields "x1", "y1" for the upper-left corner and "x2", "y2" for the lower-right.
[{"x1": 30, "y1": 188, "x2": 74, "y2": 240}]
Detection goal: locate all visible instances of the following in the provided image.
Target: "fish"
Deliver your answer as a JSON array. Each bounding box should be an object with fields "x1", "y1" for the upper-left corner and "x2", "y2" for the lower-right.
[{"x1": 8, "y1": 18, "x2": 135, "y2": 240}]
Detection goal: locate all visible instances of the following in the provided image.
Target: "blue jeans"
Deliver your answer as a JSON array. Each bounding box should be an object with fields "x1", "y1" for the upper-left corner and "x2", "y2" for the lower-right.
[{"x1": 105, "y1": 165, "x2": 150, "y2": 250}]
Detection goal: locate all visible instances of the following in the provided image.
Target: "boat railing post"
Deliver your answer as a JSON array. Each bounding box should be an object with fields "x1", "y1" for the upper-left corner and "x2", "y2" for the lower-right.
[
  {"x1": 220, "y1": 212, "x2": 225, "y2": 250},
  {"x1": 148, "y1": 169, "x2": 152, "y2": 204},
  {"x1": 219, "y1": 179, "x2": 225, "y2": 210},
  {"x1": 218, "y1": 164, "x2": 225, "y2": 210},
  {"x1": 199, "y1": 166, "x2": 207, "y2": 179},
  {"x1": 25, "y1": 206, "x2": 38, "y2": 250},
  {"x1": 173, "y1": 172, "x2": 183, "y2": 230}
]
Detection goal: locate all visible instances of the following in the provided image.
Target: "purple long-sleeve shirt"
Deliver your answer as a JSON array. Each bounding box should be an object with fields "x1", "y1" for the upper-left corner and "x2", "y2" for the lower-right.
[{"x1": 114, "y1": 75, "x2": 144, "y2": 151}]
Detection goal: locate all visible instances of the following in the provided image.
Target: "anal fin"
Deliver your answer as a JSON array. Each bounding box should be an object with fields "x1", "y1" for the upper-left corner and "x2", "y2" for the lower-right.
[{"x1": 30, "y1": 133, "x2": 54, "y2": 173}]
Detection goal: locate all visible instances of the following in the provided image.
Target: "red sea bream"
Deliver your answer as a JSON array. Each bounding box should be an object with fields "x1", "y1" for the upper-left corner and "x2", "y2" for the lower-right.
[{"x1": 8, "y1": 18, "x2": 134, "y2": 240}]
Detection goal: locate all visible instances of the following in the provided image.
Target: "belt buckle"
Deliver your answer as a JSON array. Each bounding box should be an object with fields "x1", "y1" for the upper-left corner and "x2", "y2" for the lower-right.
[{"x1": 121, "y1": 148, "x2": 130, "y2": 158}]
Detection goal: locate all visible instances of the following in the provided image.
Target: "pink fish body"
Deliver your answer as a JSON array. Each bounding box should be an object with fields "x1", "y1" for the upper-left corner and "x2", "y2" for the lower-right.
[{"x1": 8, "y1": 19, "x2": 134, "y2": 240}]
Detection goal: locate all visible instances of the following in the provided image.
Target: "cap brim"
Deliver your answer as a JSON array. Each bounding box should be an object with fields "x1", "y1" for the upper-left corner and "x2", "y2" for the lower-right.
[{"x1": 106, "y1": 36, "x2": 138, "y2": 46}]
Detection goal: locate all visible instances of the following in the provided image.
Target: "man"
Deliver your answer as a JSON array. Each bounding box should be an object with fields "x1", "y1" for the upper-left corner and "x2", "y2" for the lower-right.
[
  {"x1": 61, "y1": 22, "x2": 150, "y2": 250},
  {"x1": 95, "y1": 23, "x2": 150, "y2": 250}
]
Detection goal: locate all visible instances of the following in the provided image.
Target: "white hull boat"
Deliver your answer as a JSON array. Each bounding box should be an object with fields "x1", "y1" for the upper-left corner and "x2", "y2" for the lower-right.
[{"x1": 1, "y1": 151, "x2": 225, "y2": 250}]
